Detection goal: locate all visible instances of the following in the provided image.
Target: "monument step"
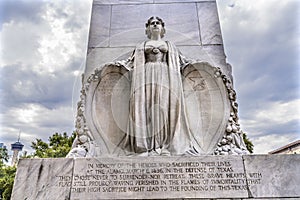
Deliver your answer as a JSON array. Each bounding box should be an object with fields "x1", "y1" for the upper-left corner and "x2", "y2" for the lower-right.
[{"x1": 11, "y1": 155, "x2": 300, "y2": 199}]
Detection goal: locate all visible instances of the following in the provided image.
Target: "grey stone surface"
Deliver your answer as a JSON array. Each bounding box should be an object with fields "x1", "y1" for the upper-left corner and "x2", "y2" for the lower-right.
[
  {"x1": 12, "y1": 155, "x2": 300, "y2": 199},
  {"x1": 182, "y1": 62, "x2": 231, "y2": 154},
  {"x1": 158, "y1": 45, "x2": 232, "y2": 79},
  {"x1": 94, "y1": 0, "x2": 153, "y2": 5},
  {"x1": 86, "y1": 0, "x2": 226, "y2": 74},
  {"x1": 197, "y1": 2, "x2": 223, "y2": 45},
  {"x1": 110, "y1": 3, "x2": 200, "y2": 47},
  {"x1": 93, "y1": 0, "x2": 215, "y2": 5},
  {"x1": 11, "y1": 158, "x2": 74, "y2": 200},
  {"x1": 243, "y1": 154, "x2": 300, "y2": 198},
  {"x1": 88, "y1": 2, "x2": 222, "y2": 48},
  {"x1": 70, "y1": 156, "x2": 248, "y2": 199},
  {"x1": 178, "y1": 45, "x2": 229, "y2": 76},
  {"x1": 85, "y1": 47, "x2": 133, "y2": 80},
  {"x1": 154, "y1": 0, "x2": 215, "y2": 3},
  {"x1": 88, "y1": 5, "x2": 111, "y2": 48}
]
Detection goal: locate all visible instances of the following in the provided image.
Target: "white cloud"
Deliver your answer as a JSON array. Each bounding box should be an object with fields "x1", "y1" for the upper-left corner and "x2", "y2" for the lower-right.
[
  {"x1": 253, "y1": 100, "x2": 300, "y2": 125},
  {"x1": 4, "y1": 103, "x2": 73, "y2": 127},
  {"x1": 0, "y1": 20, "x2": 48, "y2": 67},
  {"x1": 0, "y1": 0, "x2": 91, "y2": 74},
  {"x1": 0, "y1": 0, "x2": 92, "y2": 155},
  {"x1": 252, "y1": 134, "x2": 299, "y2": 154},
  {"x1": 217, "y1": 0, "x2": 300, "y2": 153},
  {"x1": 218, "y1": 0, "x2": 300, "y2": 68},
  {"x1": 0, "y1": 103, "x2": 75, "y2": 154},
  {"x1": 240, "y1": 99, "x2": 300, "y2": 153},
  {"x1": 37, "y1": 1, "x2": 89, "y2": 74},
  {"x1": 0, "y1": 0, "x2": 92, "y2": 107}
]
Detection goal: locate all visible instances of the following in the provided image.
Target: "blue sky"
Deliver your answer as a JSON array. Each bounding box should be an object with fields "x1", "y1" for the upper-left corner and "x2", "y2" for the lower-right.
[{"x1": 0, "y1": 0, "x2": 299, "y2": 156}]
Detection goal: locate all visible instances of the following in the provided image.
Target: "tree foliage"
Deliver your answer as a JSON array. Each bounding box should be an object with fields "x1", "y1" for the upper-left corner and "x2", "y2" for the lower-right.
[
  {"x1": 0, "y1": 164, "x2": 16, "y2": 200},
  {"x1": 0, "y1": 148, "x2": 9, "y2": 163},
  {"x1": 31, "y1": 132, "x2": 76, "y2": 158},
  {"x1": 0, "y1": 132, "x2": 75, "y2": 199},
  {"x1": 243, "y1": 132, "x2": 254, "y2": 153},
  {"x1": 0, "y1": 147, "x2": 16, "y2": 200}
]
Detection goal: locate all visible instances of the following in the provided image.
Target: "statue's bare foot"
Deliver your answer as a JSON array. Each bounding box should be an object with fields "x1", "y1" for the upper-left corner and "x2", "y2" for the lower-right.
[{"x1": 160, "y1": 149, "x2": 171, "y2": 156}]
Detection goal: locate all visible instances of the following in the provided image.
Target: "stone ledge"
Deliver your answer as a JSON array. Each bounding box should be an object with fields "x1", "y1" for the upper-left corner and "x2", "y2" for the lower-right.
[
  {"x1": 93, "y1": 0, "x2": 216, "y2": 5},
  {"x1": 11, "y1": 155, "x2": 300, "y2": 199}
]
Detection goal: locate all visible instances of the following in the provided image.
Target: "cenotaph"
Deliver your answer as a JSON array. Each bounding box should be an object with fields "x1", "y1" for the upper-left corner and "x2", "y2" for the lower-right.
[{"x1": 11, "y1": 0, "x2": 300, "y2": 199}]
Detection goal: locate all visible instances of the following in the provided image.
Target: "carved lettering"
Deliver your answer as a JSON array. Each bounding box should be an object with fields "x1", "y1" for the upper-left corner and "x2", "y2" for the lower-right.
[{"x1": 56, "y1": 159, "x2": 263, "y2": 198}]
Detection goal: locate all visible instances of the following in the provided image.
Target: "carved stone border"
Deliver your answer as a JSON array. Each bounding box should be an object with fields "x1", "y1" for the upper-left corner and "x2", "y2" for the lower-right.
[{"x1": 68, "y1": 62, "x2": 249, "y2": 157}]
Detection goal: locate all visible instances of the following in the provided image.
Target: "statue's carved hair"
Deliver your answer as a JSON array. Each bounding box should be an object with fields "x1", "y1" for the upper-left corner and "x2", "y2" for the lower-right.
[{"x1": 145, "y1": 16, "x2": 166, "y2": 39}]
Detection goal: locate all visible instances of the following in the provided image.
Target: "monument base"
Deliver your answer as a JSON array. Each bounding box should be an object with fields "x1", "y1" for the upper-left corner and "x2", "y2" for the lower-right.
[{"x1": 12, "y1": 155, "x2": 300, "y2": 199}]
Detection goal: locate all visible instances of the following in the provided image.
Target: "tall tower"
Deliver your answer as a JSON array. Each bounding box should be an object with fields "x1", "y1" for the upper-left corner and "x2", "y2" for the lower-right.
[{"x1": 11, "y1": 133, "x2": 24, "y2": 166}]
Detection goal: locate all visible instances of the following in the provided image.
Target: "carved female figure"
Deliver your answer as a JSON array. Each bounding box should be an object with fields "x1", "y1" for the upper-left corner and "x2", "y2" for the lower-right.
[
  {"x1": 123, "y1": 17, "x2": 197, "y2": 156},
  {"x1": 67, "y1": 16, "x2": 250, "y2": 158}
]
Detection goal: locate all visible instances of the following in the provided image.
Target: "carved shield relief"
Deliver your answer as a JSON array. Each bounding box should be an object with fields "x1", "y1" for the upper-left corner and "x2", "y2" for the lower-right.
[
  {"x1": 182, "y1": 62, "x2": 231, "y2": 154},
  {"x1": 84, "y1": 65, "x2": 131, "y2": 155},
  {"x1": 83, "y1": 62, "x2": 231, "y2": 155}
]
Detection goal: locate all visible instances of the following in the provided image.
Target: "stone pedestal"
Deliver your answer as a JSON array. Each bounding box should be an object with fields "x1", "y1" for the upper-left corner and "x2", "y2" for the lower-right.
[{"x1": 11, "y1": 155, "x2": 300, "y2": 199}]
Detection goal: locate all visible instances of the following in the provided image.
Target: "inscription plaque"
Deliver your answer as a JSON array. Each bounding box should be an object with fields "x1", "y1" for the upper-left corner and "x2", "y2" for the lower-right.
[
  {"x1": 12, "y1": 155, "x2": 300, "y2": 199},
  {"x1": 65, "y1": 156, "x2": 262, "y2": 199}
]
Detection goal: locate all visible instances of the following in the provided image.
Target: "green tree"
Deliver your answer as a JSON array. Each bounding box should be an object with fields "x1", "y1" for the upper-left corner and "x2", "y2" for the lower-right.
[
  {"x1": 0, "y1": 164, "x2": 16, "y2": 200},
  {"x1": 0, "y1": 147, "x2": 16, "y2": 200},
  {"x1": 31, "y1": 132, "x2": 76, "y2": 158},
  {"x1": 243, "y1": 132, "x2": 254, "y2": 153},
  {"x1": 0, "y1": 132, "x2": 75, "y2": 199},
  {"x1": 0, "y1": 147, "x2": 9, "y2": 163}
]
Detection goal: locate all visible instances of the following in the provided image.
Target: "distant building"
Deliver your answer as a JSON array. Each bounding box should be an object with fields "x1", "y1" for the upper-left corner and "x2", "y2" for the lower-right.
[
  {"x1": 11, "y1": 140, "x2": 24, "y2": 166},
  {"x1": 268, "y1": 140, "x2": 300, "y2": 154},
  {"x1": 0, "y1": 142, "x2": 7, "y2": 149}
]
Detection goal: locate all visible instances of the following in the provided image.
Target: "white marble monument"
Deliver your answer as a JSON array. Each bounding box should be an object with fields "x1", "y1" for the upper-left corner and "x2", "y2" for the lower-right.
[
  {"x1": 12, "y1": 155, "x2": 300, "y2": 199},
  {"x1": 11, "y1": 0, "x2": 300, "y2": 199},
  {"x1": 67, "y1": 1, "x2": 248, "y2": 158}
]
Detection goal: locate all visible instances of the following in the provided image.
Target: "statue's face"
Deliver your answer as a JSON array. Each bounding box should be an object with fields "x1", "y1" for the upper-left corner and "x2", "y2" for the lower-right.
[{"x1": 149, "y1": 19, "x2": 163, "y2": 35}]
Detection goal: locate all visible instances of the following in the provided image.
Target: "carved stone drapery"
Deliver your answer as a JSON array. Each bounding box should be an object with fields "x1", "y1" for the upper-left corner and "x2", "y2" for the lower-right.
[
  {"x1": 67, "y1": 16, "x2": 248, "y2": 157},
  {"x1": 67, "y1": 60, "x2": 249, "y2": 157}
]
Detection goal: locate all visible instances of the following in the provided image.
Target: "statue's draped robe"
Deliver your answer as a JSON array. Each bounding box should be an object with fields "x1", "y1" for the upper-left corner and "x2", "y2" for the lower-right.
[{"x1": 124, "y1": 41, "x2": 196, "y2": 155}]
